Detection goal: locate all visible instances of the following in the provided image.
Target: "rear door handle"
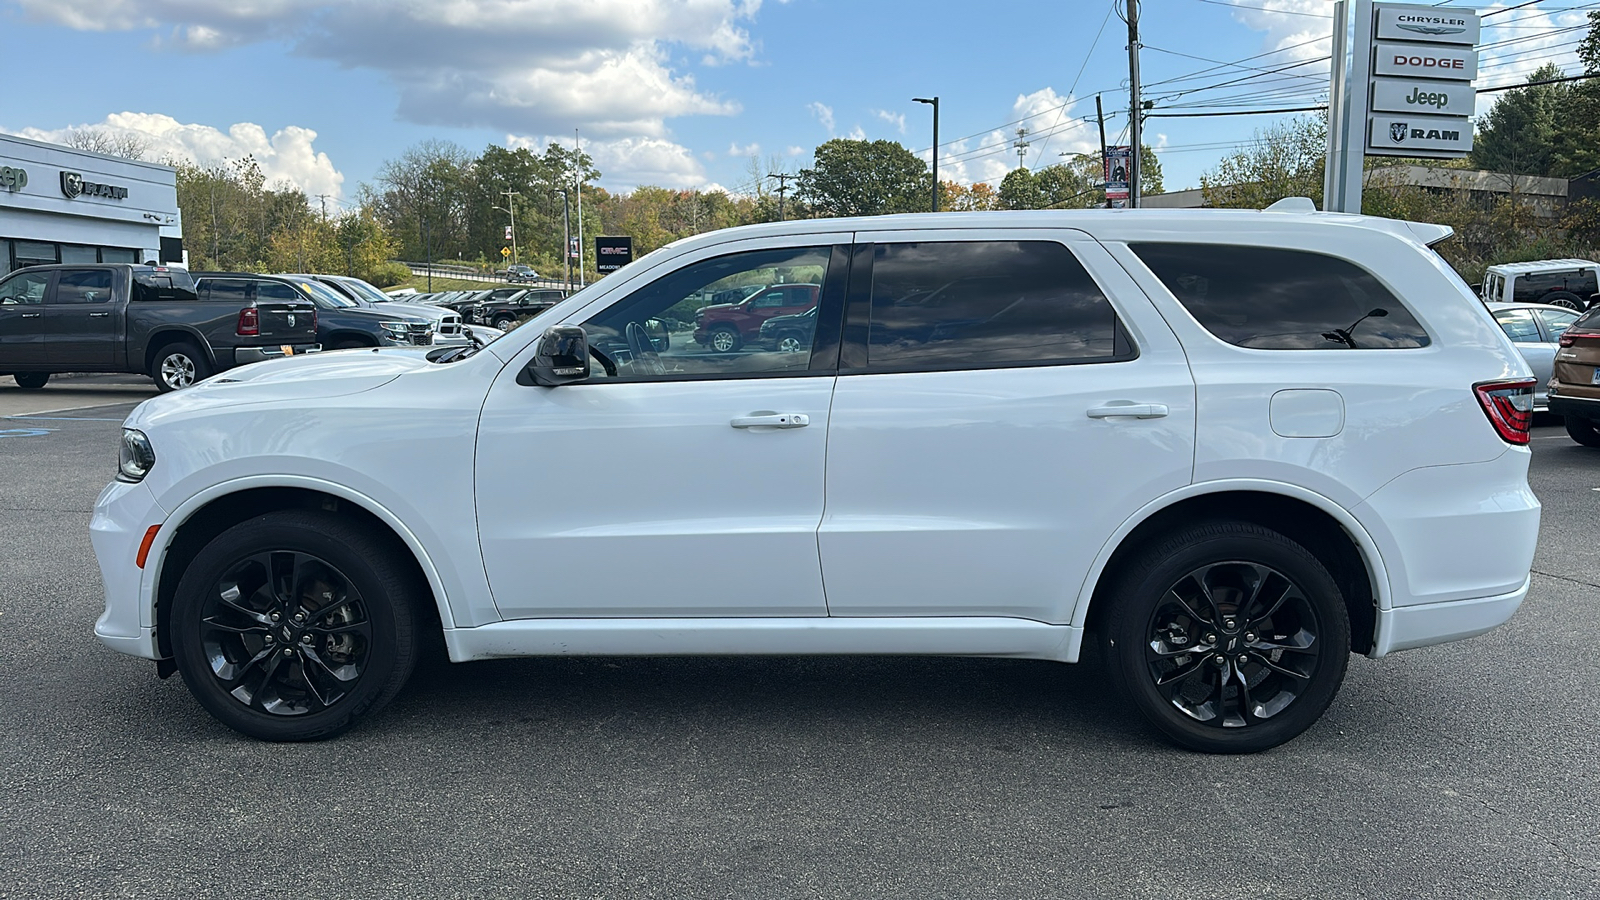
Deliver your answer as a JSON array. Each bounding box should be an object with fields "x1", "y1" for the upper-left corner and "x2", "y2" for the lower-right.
[
  {"x1": 731, "y1": 413, "x2": 809, "y2": 429},
  {"x1": 19, "y1": 312, "x2": 41, "y2": 319},
  {"x1": 1087, "y1": 402, "x2": 1169, "y2": 419},
  {"x1": 88, "y1": 312, "x2": 110, "y2": 318}
]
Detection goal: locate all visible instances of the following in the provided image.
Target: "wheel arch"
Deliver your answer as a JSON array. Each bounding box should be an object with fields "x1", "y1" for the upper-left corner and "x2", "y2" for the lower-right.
[
  {"x1": 1075, "y1": 482, "x2": 1388, "y2": 657},
  {"x1": 143, "y1": 327, "x2": 218, "y2": 372},
  {"x1": 326, "y1": 330, "x2": 378, "y2": 348},
  {"x1": 145, "y1": 477, "x2": 456, "y2": 661}
]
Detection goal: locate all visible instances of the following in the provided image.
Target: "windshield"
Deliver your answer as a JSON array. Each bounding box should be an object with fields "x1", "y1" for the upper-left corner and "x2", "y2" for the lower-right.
[
  {"x1": 293, "y1": 278, "x2": 360, "y2": 308},
  {"x1": 331, "y1": 277, "x2": 393, "y2": 304}
]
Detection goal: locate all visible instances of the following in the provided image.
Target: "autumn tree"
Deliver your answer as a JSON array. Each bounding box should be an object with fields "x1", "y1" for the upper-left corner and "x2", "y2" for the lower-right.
[{"x1": 796, "y1": 139, "x2": 933, "y2": 217}]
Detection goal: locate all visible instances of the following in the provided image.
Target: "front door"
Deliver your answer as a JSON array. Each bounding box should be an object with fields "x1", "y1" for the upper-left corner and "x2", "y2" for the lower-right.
[
  {"x1": 475, "y1": 238, "x2": 850, "y2": 619},
  {"x1": 818, "y1": 231, "x2": 1197, "y2": 624},
  {"x1": 0, "y1": 269, "x2": 53, "y2": 370},
  {"x1": 44, "y1": 268, "x2": 119, "y2": 369}
]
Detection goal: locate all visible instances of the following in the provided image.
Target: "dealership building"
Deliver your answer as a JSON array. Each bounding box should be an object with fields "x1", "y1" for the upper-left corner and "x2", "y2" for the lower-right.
[{"x1": 0, "y1": 133, "x2": 183, "y2": 276}]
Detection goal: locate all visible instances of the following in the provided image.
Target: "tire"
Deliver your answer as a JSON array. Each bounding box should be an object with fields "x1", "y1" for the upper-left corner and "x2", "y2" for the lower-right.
[
  {"x1": 1565, "y1": 416, "x2": 1600, "y2": 447},
  {"x1": 170, "y1": 510, "x2": 422, "y2": 741},
  {"x1": 151, "y1": 342, "x2": 212, "y2": 392},
  {"x1": 777, "y1": 335, "x2": 805, "y2": 353},
  {"x1": 708, "y1": 325, "x2": 741, "y2": 353},
  {"x1": 1101, "y1": 520, "x2": 1351, "y2": 754},
  {"x1": 1544, "y1": 291, "x2": 1584, "y2": 311},
  {"x1": 493, "y1": 315, "x2": 517, "y2": 332},
  {"x1": 13, "y1": 372, "x2": 49, "y2": 389}
]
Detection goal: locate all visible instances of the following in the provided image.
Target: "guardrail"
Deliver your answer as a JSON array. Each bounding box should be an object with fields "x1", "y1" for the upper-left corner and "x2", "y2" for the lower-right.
[{"x1": 396, "y1": 262, "x2": 574, "y2": 292}]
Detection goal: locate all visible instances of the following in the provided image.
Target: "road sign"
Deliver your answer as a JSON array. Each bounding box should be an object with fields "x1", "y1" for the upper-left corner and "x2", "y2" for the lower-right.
[
  {"x1": 500, "y1": 246, "x2": 511, "y2": 258},
  {"x1": 595, "y1": 236, "x2": 634, "y2": 274}
]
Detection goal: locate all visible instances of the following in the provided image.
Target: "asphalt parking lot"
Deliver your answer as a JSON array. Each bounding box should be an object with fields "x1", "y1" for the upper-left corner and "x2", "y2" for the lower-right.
[{"x1": 1, "y1": 383, "x2": 1596, "y2": 899}]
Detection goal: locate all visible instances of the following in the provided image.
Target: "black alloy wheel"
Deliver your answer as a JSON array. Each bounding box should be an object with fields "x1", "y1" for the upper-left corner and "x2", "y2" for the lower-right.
[
  {"x1": 1104, "y1": 521, "x2": 1350, "y2": 753},
  {"x1": 171, "y1": 510, "x2": 421, "y2": 740},
  {"x1": 13, "y1": 372, "x2": 49, "y2": 389},
  {"x1": 1565, "y1": 416, "x2": 1600, "y2": 447}
]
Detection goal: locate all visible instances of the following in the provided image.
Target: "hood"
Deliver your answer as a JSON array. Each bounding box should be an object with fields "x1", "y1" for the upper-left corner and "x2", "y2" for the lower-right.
[
  {"x1": 697, "y1": 303, "x2": 737, "y2": 315},
  {"x1": 128, "y1": 348, "x2": 434, "y2": 426},
  {"x1": 378, "y1": 301, "x2": 455, "y2": 322},
  {"x1": 328, "y1": 306, "x2": 431, "y2": 323}
]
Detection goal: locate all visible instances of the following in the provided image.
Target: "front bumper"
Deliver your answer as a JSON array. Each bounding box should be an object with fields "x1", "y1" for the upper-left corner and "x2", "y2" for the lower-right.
[
  {"x1": 233, "y1": 343, "x2": 322, "y2": 366},
  {"x1": 90, "y1": 479, "x2": 167, "y2": 660}
]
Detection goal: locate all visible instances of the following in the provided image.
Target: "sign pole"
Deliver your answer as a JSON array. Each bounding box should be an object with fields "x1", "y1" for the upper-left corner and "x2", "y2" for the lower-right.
[
  {"x1": 1323, "y1": 1, "x2": 1350, "y2": 211},
  {"x1": 1335, "y1": 0, "x2": 1374, "y2": 214}
]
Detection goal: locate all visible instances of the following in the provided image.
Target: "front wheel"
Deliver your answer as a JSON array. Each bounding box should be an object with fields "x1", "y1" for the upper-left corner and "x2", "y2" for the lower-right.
[
  {"x1": 708, "y1": 325, "x2": 741, "y2": 353},
  {"x1": 493, "y1": 315, "x2": 517, "y2": 332},
  {"x1": 1565, "y1": 416, "x2": 1600, "y2": 447},
  {"x1": 13, "y1": 372, "x2": 49, "y2": 389},
  {"x1": 152, "y1": 342, "x2": 212, "y2": 392},
  {"x1": 170, "y1": 510, "x2": 421, "y2": 741},
  {"x1": 1103, "y1": 521, "x2": 1350, "y2": 754}
]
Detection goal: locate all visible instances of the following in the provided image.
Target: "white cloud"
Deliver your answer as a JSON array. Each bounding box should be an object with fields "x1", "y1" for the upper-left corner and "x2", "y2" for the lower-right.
[
  {"x1": 784, "y1": 145, "x2": 803, "y2": 157},
  {"x1": 14, "y1": 112, "x2": 345, "y2": 199},
  {"x1": 845, "y1": 125, "x2": 866, "y2": 141},
  {"x1": 728, "y1": 141, "x2": 761, "y2": 157},
  {"x1": 932, "y1": 87, "x2": 1097, "y2": 187},
  {"x1": 807, "y1": 101, "x2": 835, "y2": 134},
  {"x1": 11, "y1": 0, "x2": 756, "y2": 138},
  {"x1": 873, "y1": 109, "x2": 906, "y2": 134},
  {"x1": 509, "y1": 133, "x2": 709, "y2": 190}
]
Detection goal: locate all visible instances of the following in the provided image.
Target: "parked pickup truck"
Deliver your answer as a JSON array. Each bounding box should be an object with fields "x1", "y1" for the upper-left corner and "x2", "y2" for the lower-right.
[
  {"x1": 473, "y1": 288, "x2": 569, "y2": 331},
  {"x1": 0, "y1": 263, "x2": 320, "y2": 392}
]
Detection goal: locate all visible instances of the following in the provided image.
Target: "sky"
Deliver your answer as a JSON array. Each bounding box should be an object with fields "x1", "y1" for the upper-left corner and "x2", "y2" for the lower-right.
[{"x1": 0, "y1": 0, "x2": 1591, "y2": 206}]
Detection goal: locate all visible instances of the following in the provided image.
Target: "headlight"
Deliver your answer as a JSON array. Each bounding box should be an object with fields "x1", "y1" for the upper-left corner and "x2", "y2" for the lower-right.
[{"x1": 118, "y1": 429, "x2": 155, "y2": 483}]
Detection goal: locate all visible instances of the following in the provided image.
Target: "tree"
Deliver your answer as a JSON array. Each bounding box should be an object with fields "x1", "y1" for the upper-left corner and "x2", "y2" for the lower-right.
[
  {"x1": 1472, "y1": 63, "x2": 1567, "y2": 176},
  {"x1": 62, "y1": 128, "x2": 148, "y2": 161},
  {"x1": 796, "y1": 139, "x2": 933, "y2": 217},
  {"x1": 1201, "y1": 117, "x2": 1328, "y2": 209},
  {"x1": 1553, "y1": 12, "x2": 1600, "y2": 177}
]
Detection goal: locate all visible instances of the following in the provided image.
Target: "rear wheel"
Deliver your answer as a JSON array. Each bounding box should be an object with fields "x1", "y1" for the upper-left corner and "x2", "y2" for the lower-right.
[
  {"x1": 1545, "y1": 291, "x2": 1585, "y2": 311},
  {"x1": 152, "y1": 342, "x2": 211, "y2": 392},
  {"x1": 1565, "y1": 416, "x2": 1600, "y2": 447},
  {"x1": 13, "y1": 373, "x2": 49, "y2": 389},
  {"x1": 1103, "y1": 521, "x2": 1350, "y2": 754},
  {"x1": 170, "y1": 510, "x2": 421, "y2": 741}
]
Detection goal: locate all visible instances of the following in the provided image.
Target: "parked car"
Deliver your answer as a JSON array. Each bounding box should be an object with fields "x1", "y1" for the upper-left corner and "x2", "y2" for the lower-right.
[
  {"x1": 198, "y1": 273, "x2": 435, "y2": 350},
  {"x1": 757, "y1": 306, "x2": 818, "y2": 352},
  {"x1": 1543, "y1": 302, "x2": 1600, "y2": 445},
  {"x1": 1481, "y1": 259, "x2": 1600, "y2": 311},
  {"x1": 292, "y1": 273, "x2": 468, "y2": 345},
  {"x1": 1487, "y1": 301, "x2": 1578, "y2": 412},
  {"x1": 92, "y1": 205, "x2": 1540, "y2": 753},
  {"x1": 0, "y1": 263, "x2": 319, "y2": 392},
  {"x1": 506, "y1": 264, "x2": 540, "y2": 283},
  {"x1": 693, "y1": 283, "x2": 819, "y2": 352},
  {"x1": 475, "y1": 288, "x2": 569, "y2": 331}
]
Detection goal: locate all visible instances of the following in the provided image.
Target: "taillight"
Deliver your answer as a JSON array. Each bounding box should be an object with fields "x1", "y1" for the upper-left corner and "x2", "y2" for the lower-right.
[
  {"x1": 1558, "y1": 330, "x2": 1600, "y2": 347},
  {"x1": 309, "y1": 307, "x2": 317, "y2": 331},
  {"x1": 1474, "y1": 378, "x2": 1536, "y2": 445},
  {"x1": 236, "y1": 307, "x2": 259, "y2": 336}
]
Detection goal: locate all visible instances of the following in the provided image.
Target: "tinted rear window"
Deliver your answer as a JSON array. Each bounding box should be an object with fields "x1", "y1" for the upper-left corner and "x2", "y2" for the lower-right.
[
  {"x1": 866, "y1": 241, "x2": 1131, "y2": 369},
  {"x1": 1130, "y1": 243, "x2": 1430, "y2": 349},
  {"x1": 132, "y1": 270, "x2": 198, "y2": 302}
]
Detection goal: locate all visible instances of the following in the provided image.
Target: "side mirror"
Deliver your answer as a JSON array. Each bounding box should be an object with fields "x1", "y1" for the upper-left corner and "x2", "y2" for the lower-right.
[{"x1": 521, "y1": 325, "x2": 590, "y2": 386}]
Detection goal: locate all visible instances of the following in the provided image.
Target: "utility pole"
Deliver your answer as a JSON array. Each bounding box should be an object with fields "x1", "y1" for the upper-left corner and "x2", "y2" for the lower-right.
[
  {"x1": 913, "y1": 96, "x2": 940, "y2": 212},
  {"x1": 1095, "y1": 94, "x2": 1109, "y2": 208},
  {"x1": 499, "y1": 190, "x2": 520, "y2": 266},
  {"x1": 769, "y1": 172, "x2": 795, "y2": 221},
  {"x1": 574, "y1": 129, "x2": 585, "y2": 287},
  {"x1": 316, "y1": 193, "x2": 330, "y2": 223},
  {"x1": 1127, "y1": 0, "x2": 1142, "y2": 208},
  {"x1": 1013, "y1": 127, "x2": 1031, "y2": 169},
  {"x1": 554, "y1": 188, "x2": 572, "y2": 291}
]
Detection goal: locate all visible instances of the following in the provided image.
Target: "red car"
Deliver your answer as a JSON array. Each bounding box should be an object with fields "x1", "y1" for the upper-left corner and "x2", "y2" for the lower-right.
[{"x1": 693, "y1": 283, "x2": 820, "y2": 352}]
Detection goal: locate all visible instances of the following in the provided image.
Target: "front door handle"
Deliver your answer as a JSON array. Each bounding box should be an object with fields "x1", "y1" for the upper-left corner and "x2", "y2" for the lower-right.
[
  {"x1": 1087, "y1": 402, "x2": 1169, "y2": 419},
  {"x1": 19, "y1": 312, "x2": 41, "y2": 319},
  {"x1": 731, "y1": 412, "x2": 809, "y2": 429},
  {"x1": 88, "y1": 311, "x2": 110, "y2": 318}
]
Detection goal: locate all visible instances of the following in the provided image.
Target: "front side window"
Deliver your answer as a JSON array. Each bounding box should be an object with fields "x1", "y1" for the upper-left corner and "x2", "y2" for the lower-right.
[
  {"x1": 54, "y1": 269, "x2": 114, "y2": 304},
  {"x1": 1535, "y1": 307, "x2": 1578, "y2": 340},
  {"x1": 582, "y1": 245, "x2": 831, "y2": 379},
  {"x1": 1493, "y1": 307, "x2": 1540, "y2": 343},
  {"x1": 1130, "y1": 243, "x2": 1430, "y2": 350},
  {"x1": 0, "y1": 271, "x2": 50, "y2": 305},
  {"x1": 865, "y1": 241, "x2": 1129, "y2": 369}
]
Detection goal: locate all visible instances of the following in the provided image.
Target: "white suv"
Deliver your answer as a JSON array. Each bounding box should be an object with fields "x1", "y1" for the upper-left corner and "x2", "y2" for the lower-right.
[
  {"x1": 91, "y1": 206, "x2": 1541, "y2": 753},
  {"x1": 1481, "y1": 259, "x2": 1600, "y2": 310}
]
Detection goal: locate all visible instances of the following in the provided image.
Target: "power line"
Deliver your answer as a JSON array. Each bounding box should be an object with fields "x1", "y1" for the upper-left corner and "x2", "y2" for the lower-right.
[
  {"x1": 1477, "y1": 71, "x2": 1600, "y2": 92},
  {"x1": 1194, "y1": 0, "x2": 1331, "y2": 17},
  {"x1": 1037, "y1": 2, "x2": 1116, "y2": 160},
  {"x1": 1145, "y1": 104, "x2": 1326, "y2": 118}
]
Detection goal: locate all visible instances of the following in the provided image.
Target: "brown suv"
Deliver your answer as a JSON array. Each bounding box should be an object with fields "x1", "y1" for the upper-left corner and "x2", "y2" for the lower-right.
[{"x1": 1545, "y1": 304, "x2": 1600, "y2": 445}]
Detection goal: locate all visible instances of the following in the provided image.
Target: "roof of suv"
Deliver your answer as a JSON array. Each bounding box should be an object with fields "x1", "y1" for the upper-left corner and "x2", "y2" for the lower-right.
[{"x1": 1485, "y1": 259, "x2": 1598, "y2": 275}]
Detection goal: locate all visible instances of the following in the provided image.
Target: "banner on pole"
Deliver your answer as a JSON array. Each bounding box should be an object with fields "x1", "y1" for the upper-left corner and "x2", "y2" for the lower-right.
[{"x1": 1104, "y1": 146, "x2": 1131, "y2": 207}]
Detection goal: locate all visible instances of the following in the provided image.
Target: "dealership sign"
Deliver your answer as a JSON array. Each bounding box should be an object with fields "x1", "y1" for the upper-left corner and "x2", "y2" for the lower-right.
[
  {"x1": 0, "y1": 165, "x2": 26, "y2": 191},
  {"x1": 594, "y1": 236, "x2": 634, "y2": 274},
  {"x1": 60, "y1": 171, "x2": 129, "y2": 201},
  {"x1": 1363, "y1": 3, "x2": 1478, "y2": 160}
]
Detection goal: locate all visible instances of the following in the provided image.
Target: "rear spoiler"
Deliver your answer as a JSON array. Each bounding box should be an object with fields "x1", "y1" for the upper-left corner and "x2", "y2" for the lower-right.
[{"x1": 1405, "y1": 221, "x2": 1454, "y2": 247}]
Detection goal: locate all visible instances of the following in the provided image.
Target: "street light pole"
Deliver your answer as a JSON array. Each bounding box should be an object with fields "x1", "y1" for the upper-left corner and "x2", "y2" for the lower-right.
[
  {"x1": 554, "y1": 188, "x2": 572, "y2": 291},
  {"x1": 913, "y1": 96, "x2": 939, "y2": 212}
]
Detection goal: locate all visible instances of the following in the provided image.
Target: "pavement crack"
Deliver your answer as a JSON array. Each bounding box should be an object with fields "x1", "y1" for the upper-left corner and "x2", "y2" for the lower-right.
[
  {"x1": 1530, "y1": 569, "x2": 1600, "y2": 591},
  {"x1": 1471, "y1": 795, "x2": 1598, "y2": 876}
]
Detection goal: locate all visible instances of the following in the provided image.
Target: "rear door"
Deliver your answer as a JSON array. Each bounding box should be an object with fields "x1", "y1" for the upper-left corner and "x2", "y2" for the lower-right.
[
  {"x1": 818, "y1": 230, "x2": 1197, "y2": 623},
  {"x1": 44, "y1": 268, "x2": 119, "y2": 369},
  {"x1": 0, "y1": 269, "x2": 52, "y2": 369},
  {"x1": 253, "y1": 281, "x2": 319, "y2": 347}
]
